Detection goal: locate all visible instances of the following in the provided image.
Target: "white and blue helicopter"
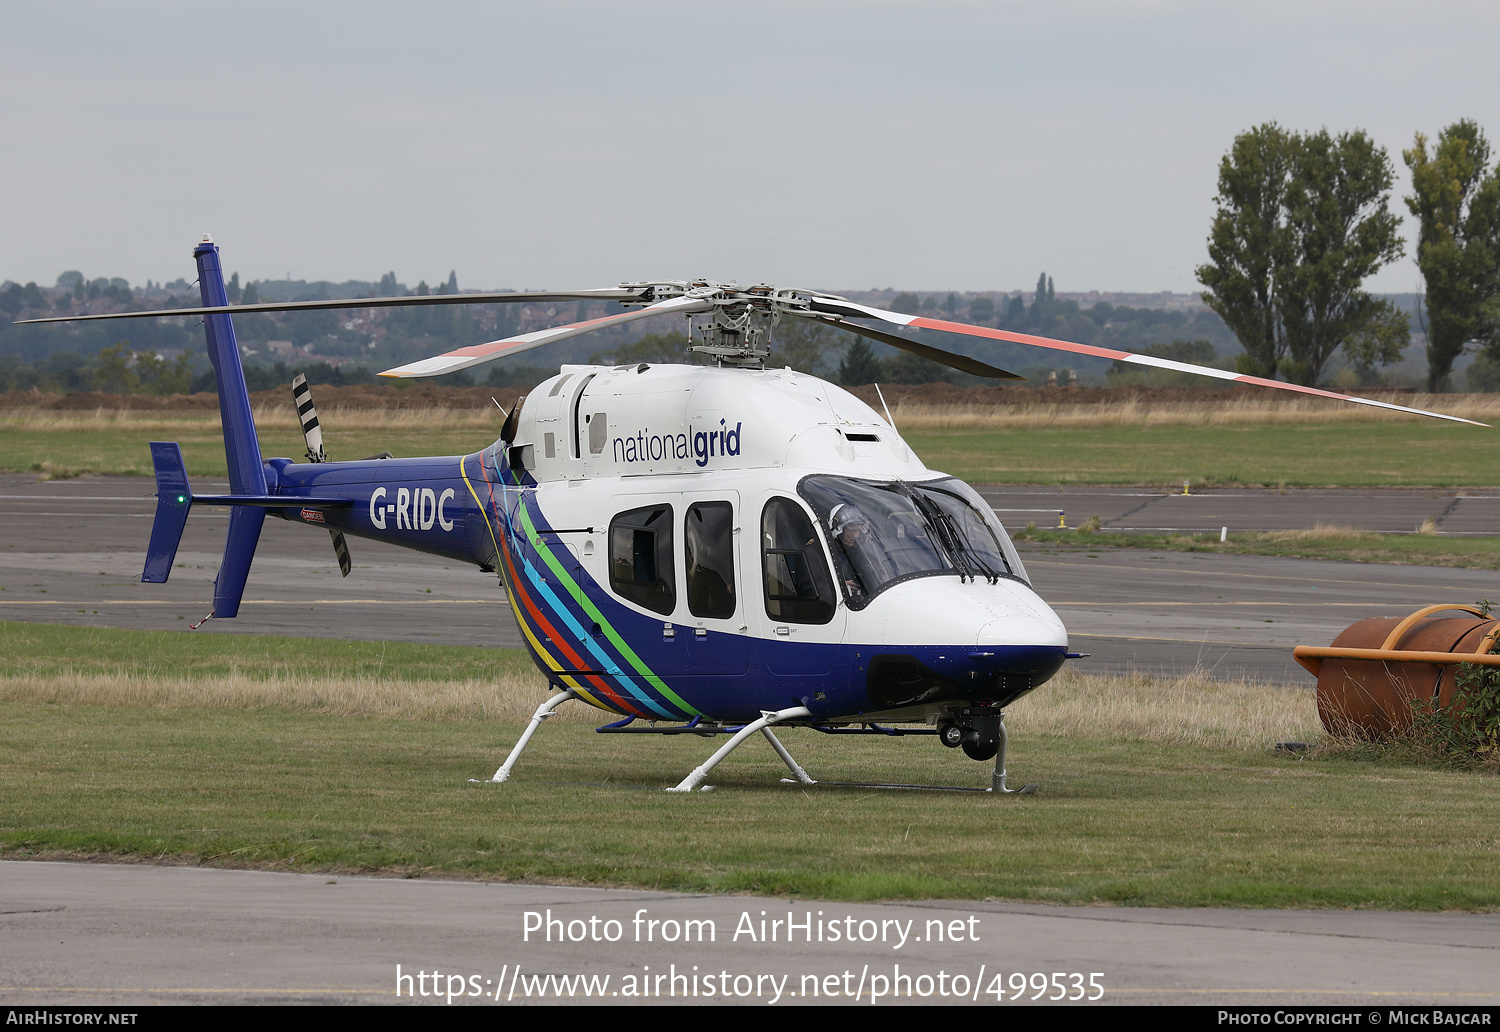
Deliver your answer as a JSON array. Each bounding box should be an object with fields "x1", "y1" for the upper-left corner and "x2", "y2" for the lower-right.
[{"x1": 23, "y1": 237, "x2": 1482, "y2": 793}]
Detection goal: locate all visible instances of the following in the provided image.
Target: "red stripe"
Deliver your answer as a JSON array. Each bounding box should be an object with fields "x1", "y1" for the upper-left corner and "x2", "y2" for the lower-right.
[
  {"x1": 908, "y1": 316, "x2": 1133, "y2": 362},
  {"x1": 476, "y1": 458, "x2": 641, "y2": 715}
]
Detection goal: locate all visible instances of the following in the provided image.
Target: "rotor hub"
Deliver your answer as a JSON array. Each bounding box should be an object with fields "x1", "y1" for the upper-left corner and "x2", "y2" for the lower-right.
[{"x1": 615, "y1": 280, "x2": 847, "y2": 366}]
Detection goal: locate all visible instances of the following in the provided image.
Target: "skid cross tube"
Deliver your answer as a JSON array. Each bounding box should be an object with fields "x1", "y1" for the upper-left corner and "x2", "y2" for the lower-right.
[
  {"x1": 482, "y1": 689, "x2": 578, "y2": 783},
  {"x1": 667, "y1": 705, "x2": 813, "y2": 792}
]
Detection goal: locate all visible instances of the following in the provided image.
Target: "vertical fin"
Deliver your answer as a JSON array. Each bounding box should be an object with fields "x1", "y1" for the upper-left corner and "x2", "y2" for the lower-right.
[
  {"x1": 142, "y1": 441, "x2": 193, "y2": 583},
  {"x1": 290, "y1": 372, "x2": 353, "y2": 577},
  {"x1": 194, "y1": 235, "x2": 266, "y2": 617}
]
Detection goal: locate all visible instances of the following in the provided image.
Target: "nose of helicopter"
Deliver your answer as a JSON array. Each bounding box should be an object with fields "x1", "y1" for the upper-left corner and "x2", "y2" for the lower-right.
[{"x1": 876, "y1": 577, "x2": 1069, "y2": 648}]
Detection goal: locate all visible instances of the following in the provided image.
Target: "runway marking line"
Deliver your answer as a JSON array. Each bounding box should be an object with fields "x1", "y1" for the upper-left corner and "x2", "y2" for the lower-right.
[
  {"x1": 1069, "y1": 632, "x2": 1293, "y2": 647},
  {"x1": 1052, "y1": 601, "x2": 1399, "y2": 607},
  {"x1": 1027, "y1": 557, "x2": 1484, "y2": 592}
]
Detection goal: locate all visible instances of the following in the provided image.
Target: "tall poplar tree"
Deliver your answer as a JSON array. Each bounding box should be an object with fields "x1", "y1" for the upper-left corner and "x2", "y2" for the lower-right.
[{"x1": 1404, "y1": 121, "x2": 1500, "y2": 392}]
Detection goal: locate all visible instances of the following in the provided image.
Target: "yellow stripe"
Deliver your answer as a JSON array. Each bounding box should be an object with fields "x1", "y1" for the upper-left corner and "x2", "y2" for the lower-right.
[{"x1": 458, "y1": 454, "x2": 613, "y2": 712}]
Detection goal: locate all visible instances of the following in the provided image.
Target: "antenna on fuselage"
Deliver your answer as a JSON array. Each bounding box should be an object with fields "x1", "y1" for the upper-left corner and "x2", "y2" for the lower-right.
[{"x1": 875, "y1": 383, "x2": 896, "y2": 430}]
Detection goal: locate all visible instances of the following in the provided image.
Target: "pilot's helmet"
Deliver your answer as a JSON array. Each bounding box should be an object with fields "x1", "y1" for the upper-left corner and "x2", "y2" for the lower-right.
[{"x1": 828, "y1": 503, "x2": 870, "y2": 537}]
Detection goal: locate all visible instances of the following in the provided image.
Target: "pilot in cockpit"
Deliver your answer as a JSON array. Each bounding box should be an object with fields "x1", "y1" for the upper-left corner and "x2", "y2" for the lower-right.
[{"x1": 829, "y1": 502, "x2": 890, "y2": 598}]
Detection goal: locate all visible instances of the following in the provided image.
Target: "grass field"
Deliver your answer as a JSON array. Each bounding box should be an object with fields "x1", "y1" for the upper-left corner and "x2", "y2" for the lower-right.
[
  {"x1": 3, "y1": 623, "x2": 1497, "y2": 908},
  {"x1": 3, "y1": 396, "x2": 1498, "y2": 487}
]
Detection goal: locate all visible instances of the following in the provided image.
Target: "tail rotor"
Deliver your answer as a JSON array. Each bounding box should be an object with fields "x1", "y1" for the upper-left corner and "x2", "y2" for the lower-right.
[{"x1": 291, "y1": 373, "x2": 353, "y2": 577}]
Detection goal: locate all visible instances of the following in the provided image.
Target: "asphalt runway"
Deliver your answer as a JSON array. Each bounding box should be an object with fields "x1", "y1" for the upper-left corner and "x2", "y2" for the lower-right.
[
  {"x1": 5, "y1": 475, "x2": 1499, "y2": 683},
  {"x1": 2, "y1": 861, "x2": 1497, "y2": 1007}
]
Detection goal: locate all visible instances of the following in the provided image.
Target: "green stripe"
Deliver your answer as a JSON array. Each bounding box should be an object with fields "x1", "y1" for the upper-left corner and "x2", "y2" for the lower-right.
[{"x1": 517, "y1": 501, "x2": 699, "y2": 716}]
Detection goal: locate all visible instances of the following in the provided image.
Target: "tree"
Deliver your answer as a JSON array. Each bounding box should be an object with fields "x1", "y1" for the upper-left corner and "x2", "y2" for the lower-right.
[
  {"x1": 891, "y1": 292, "x2": 919, "y2": 313},
  {"x1": 1277, "y1": 129, "x2": 1407, "y2": 386},
  {"x1": 968, "y1": 295, "x2": 995, "y2": 324},
  {"x1": 1198, "y1": 125, "x2": 1406, "y2": 386},
  {"x1": 770, "y1": 318, "x2": 838, "y2": 375},
  {"x1": 838, "y1": 339, "x2": 885, "y2": 385},
  {"x1": 885, "y1": 350, "x2": 955, "y2": 384},
  {"x1": 226, "y1": 272, "x2": 241, "y2": 304},
  {"x1": 1404, "y1": 121, "x2": 1500, "y2": 392},
  {"x1": 92, "y1": 345, "x2": 138, "y2": 394},
  {"x1": 1028, "y1": 272, "x2": 1054, "y2": 322},
  {"x1": 1197, "y1": 123, "x2": 1295, "y2": 377}
]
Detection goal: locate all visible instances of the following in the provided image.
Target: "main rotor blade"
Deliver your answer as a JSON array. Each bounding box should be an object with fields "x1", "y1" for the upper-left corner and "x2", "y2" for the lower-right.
[
  {"x1": 379, "y1": 294, "x2": 713, "y2": 378},
  {"x1": 792, "y1": 311, "x2": 1025, "y2": 380},
  {"x1": 12, "y1": 288, "x2": 646, "y2": 325},
  {"x1": 810, "y1": 299, "x2": 1489, "y2": 427}
]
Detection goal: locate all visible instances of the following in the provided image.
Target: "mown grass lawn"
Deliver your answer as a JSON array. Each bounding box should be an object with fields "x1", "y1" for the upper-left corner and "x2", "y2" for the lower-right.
[{"x1": 3, "y1": 624, "x2": 1496, "y2": 908}]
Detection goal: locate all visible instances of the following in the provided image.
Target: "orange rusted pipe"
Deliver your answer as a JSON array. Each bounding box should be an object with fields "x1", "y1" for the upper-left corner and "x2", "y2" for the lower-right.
[{"x1": 1293, "y1": 645, "x2": 1500, "y2": 678}]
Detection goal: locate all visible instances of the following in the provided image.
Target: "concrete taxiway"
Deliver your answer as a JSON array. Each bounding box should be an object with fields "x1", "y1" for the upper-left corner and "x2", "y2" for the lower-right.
[
  {"x1": 2, "y1": 861, "x2": 1496, "y2": 1006},
  {"x1": 3, "y1": 475, "x2": 1498, "y2": 682}
]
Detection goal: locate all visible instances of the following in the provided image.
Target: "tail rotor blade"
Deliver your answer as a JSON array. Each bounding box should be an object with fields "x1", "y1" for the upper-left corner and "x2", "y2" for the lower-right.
[
  {"x1": 289, "y1": 373, "x2": 353, "y2": 577},
  {"x1": 810, "y1": 299, "x2": 1490, "y2": 427},
  {"x1": 291, "y1": 373, "x2": 326, "y2": 463},
  {"x1": 330, "y1": 529, "x2": 352, "y2": 577}
]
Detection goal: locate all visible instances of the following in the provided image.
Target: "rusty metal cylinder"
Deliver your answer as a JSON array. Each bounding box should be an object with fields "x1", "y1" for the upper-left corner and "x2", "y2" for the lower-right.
[{"x1": 1314, "y1": 607, "x2": 1498, "y2": 737}]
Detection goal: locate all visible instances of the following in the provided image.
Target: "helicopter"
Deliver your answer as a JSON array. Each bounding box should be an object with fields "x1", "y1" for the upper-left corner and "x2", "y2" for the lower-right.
[{"x1": 21, "y1": 236, "x2": 1484, "y2": 794}]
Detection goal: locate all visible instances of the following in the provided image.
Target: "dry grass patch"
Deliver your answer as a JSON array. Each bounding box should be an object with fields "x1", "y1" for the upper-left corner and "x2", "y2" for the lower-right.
[
  {"x1": 1005, "y1": 666, "x2": 1321, "y2": 750},
  {"x1": 1259, "y1": 522, "x2": 1379, "y2": 543},
  {"x1": 0, "y1": 403, "x2": 501, "y2": 436},
  {"x1": 889, "y1": 393, "x2": 1500, "y2": 430},
  {"x1": 0, "y1": 667, "x2": 618, "y2": 723},
  {"x1": 0, "y1": 660, "x2": 1322, "y2": 750}
]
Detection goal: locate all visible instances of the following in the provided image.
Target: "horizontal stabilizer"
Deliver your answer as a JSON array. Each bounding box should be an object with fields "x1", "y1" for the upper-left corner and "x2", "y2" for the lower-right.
[{"x1": 191, "y1": 495, "x2": 354, "y2": 508}]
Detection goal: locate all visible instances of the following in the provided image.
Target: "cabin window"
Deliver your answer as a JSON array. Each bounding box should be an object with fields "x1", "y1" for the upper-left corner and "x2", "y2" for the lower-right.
[
  {"x1": 589, "y1": 412, "x2": 608, "y2": 454},
  {"x1": 609, "y1": 504, "x2": 675, "y2": 615},
  {"x1": 761, "y1": 497, "x2": 836, "y2": 624},
  {"x1": 544, "y1": 432, "x2": 555, "y2": 459},
  {"x1": 684, "y1": 501, "x2": 736, "y2": 619}
]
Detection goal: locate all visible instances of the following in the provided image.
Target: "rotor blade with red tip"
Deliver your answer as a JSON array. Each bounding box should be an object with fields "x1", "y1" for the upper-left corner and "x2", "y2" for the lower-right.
[
  {"x1": 808, "y1": 299, "x2": 1489, "y2": 427},
  {"x1": 379, "y1": 294, "x2": 713, "y2": 378}
]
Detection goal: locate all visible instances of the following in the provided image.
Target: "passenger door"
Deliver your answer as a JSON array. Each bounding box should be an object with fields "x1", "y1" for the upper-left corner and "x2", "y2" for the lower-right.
[{"x1": 681, "y1": 491, "x2": 749, "y2": 675}]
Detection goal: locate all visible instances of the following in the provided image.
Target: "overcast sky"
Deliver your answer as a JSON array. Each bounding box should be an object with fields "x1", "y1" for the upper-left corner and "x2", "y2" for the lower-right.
[{"x1": 4, "y1": 1, "x2": 1498, "y2": 296}]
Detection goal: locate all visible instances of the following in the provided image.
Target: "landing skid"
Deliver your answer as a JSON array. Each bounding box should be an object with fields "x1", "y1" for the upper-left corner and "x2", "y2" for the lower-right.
[
  {"x1": 474, "y1": 692, "x2": 1036, "y2": 794},
  {"x1": 781, "y1": 720, "x2": 1037, "y2": 794}
]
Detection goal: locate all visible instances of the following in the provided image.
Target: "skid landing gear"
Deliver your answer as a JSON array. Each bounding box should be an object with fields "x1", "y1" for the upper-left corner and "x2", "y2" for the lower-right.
[
  {"x1": 470, "y1": 689, "x2": 578, "y2": 783},
  {"x1": 990, "y1": 718, "x2": 1037, "y2": 795},
  {"x1": 472, "y1": 694, "x2": 1034, "y2": 794}
]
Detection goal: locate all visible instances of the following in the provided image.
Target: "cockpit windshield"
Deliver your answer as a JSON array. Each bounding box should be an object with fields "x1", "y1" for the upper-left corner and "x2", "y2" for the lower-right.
[{"x1": 799, "y1": 475, "x2": 1029, "y2": 606}]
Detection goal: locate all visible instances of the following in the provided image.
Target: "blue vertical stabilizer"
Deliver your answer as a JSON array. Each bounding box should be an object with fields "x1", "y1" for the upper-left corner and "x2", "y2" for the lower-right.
[
  {"x1": 143, "y1": 441, "x2": 192, "y2": 583},
  {"x1": 194, "y1": 236, "x2": 267, "y2": 618}
]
